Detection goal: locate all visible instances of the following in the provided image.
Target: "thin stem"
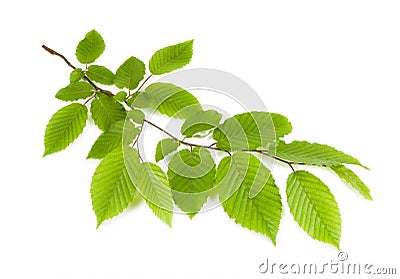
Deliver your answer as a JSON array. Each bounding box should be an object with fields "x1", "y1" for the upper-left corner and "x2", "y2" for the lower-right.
[
  {"x1": 143, "y1": 119, "x2": 180, "y2": 141},
  {"x1": 208, "y1": 142, "x2": 217, "y2": 148},
  {"x1": 131, "y1": 125, "x2": 143, "y2": 148},
  {"x1": 42, "y1": 45, "x2": 76, "y2": 69},
  {"x1": 83, "y1": 95, "x2": 95, "y2": 106},
  {"x1": 143, "y1": 119, "x2": 231, "y2": 156},
  {"x1": 241, "y1": 149, "x2": 297, "y2": 172},
  {"x1": 135, "y1": 74, "x2": 153, "y2": 93},
  {"x1": 42, "y1": 45, "x2": 114, "y2": 97},
  {"x1": 274, "y1": 156, "x2": 296, "y2": 172},
  {"x1": 126, "y1": 74, "x2": 153, "y2": 100}
]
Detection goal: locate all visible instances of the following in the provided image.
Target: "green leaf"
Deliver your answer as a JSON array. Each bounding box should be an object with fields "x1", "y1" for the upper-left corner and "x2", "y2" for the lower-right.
[
  {"x1": 181, "y1": 110, "x2": 222, "y2": 137},
  {"x1": 133, "y1": 82, "x2": 202, "y2": 119},
  {"x1": 276, "y1": 141, "x2": 365, "y2": 168},
  {"x1": 287, "y1": 170, "x2": 341, "y2": 249},
  {"x1": 149, "y1": 39, "x2": 194, "y2": 75},
  {"x1": 76, "y1": 30, "x2": 105, "y2": 64},
  {"x1": 86, "y1": 65, "x2": 114, "y2": 85},
  {"x1": 213, "y1": 112, "x2": 292, "y2": 151},
  {"x1": 330, "y1": 165, "x2": 372, "y2": 200},
  {"x1": 90, "y1": 94, "x2": 126, "y2": 131},
  {"x1": 55, "y1": 82, "x2": 94, "y2": 101},
  {"x1": 91, "y1": 147, "x2": 139, "y2": 227},
  {"x1": 135, "y1": 162, "x2": 173, "y2": 227},
  {"x1": 114, "y1": 57, "x2": 145, "y2": 90},
  {"x1": 87, "y1": 120, "x2": 139, "y2": 159},
  {"x1": 216, "y1": 152, "x2": 282, "y2": 244},
  {"x1": 114, "y1": 91, "x2": 127, "y2": 102},
  {"x1": 155, "y1": 138, "x2": 180, "y2": 162},
  {"x1": 127, "y1": 109, "x2": 145, "y2": 125},
  {"x1": 43, "y1": 103, "x2": 88, "y2": 156},
  {"x1": 70, "y1": 68, "x2": 84, "y2": 83},
  {"x1": 167, "y1": 148, "x2": 216, "y2": 218}
]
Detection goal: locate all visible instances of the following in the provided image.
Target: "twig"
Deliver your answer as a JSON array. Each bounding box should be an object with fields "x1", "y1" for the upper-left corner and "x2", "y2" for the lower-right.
[
  {"x1": 143, "y1": 119, "x2": 231, "y2": 156},
  {"x1": 42, "y1": 45, "x2": 114, "y2": 97},
  {"x1": 136, "y1": 75, "x2": 153, "y2": 93}
]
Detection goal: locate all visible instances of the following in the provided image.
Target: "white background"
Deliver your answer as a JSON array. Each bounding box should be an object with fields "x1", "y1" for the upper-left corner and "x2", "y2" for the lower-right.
[{"x1": 1, "y1": 1, "x2": 399, "y2": 278}]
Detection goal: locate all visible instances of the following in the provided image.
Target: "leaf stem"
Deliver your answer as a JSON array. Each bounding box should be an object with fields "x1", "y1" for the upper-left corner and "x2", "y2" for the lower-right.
[
  {"x1": 125, "y1": 74, "x2": 153, "y2": 101},
  {"x1": 42, "y1": 45, "x2": 114, "y2": 98},
  {"x1": 83, "y1": 95, "x2": 95, "y2": 106},
  {"x1": 136, "y1": 74, "x2": 153, "y2": 93}
]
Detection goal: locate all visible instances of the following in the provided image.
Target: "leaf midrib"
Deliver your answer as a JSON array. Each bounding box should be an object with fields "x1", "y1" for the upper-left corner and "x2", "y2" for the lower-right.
[
  {"x1": 293, "y1": 176, "x2": 339, "y2": 245},
  {"x1": 47, "y1": 105, "x2": 84, "y2": 151}
]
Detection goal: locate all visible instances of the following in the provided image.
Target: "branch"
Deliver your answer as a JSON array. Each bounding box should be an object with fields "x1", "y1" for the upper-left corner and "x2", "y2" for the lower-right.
[
  {"x1": 42, "y1": 45, "x2": 76, "y2": 69},
  {"x1": 42, "y1": 44, "x2": 299, "y2": 172},
  {"x1": 143, "y1": 119, "x2": 300, "y2": 171},
  {"x1": 244, "y1": 149, "x2": 296, "y2": 172},
  {"x1": 143, "y1": 119, "x2": 231, "y2": 156},
  {"x1": 136, "y1": 75, "x2": 153, "y2": 93},
  {"x1": 42, "y1": 45, "x2": 114, "y2": 97}
]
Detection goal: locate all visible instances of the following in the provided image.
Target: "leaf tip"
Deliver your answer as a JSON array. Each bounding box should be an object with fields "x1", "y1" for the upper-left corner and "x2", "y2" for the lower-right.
[
  {"x1": 96, "y1": 219, "x2": 104, "y2": 229},
  {"x1": 188, "y1": 213, "x2": 197, "y2": 220},
  {"x1": 43, "y1": 148, "x2": 53, "y2": 157},
  {"x1": 362, "y1": 165, "x2": 371, "y2": 170}
]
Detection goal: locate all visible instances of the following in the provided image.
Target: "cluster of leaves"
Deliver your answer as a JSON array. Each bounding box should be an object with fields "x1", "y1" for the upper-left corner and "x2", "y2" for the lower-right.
[{"x1": 43, "y1": 30, "x2": 372, "y2": 249}]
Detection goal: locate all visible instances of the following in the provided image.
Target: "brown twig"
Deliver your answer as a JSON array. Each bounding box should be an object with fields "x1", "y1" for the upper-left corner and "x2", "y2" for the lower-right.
[
  {"x1": 42, "y1": 45, "x2": 114, "y2": 97},
  {"x1": 143, "y1": 119, "x2": 231, "y2": 156},
  {"x1": 243, "y1": 149, "x2": 296, "y2": 172}
]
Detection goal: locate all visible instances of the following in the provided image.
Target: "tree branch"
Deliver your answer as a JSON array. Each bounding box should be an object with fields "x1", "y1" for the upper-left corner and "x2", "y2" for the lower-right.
[
  {"x1": 244, "y1": 149, "x2": 296, "y2": 172},
  {"x1": 143, "y1": 119, "x2": 231, "y2": 156},
  {"x1": 42, "y1": 44, "x2": 299, "y2": 172},
  {"x1": 143, "y1": 120, "x2": 300, "y2": 171},
  {"x1": 42, "y1": 45, "x2": 114, "y2": 97}
]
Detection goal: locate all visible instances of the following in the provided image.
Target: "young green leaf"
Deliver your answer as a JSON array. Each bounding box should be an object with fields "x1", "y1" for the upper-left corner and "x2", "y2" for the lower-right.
[
  {"x1": 181, "y1": 110, "x2": 222, "y2": 137},
  {"x1": 127, "y1": 109, "x2": 145, "y2": 125},
  {"x1": 55, "y1": 82, "x2": 94, "y2": 101},
  {"x1": 149, "y1": 40, "x2": 194, "y2": 75},
  {"x1": 216, "y1": 152, "x2": 282, "y2": 244},
  {"x1": 114, "y1": 57, "x2": 145, "y2": 90},
  {"x1": 114, "y1": 91, "x2": 127, "y2": 102},
  {"x1": 168, "y1": 148, "x2": 216, "y2": 218},
  {"x1": 276, "y1": 141, "x2": 366, "y2": 168},
  {"x1": 86, "y1": 65, "x2": 114, "y2": 85},
  {"x1": 155, "y1": 138, "x2": 180, "y2": 162},
  {"x1": 286, "y1": 170, "x2": 341, "y2": 249},
  {"x1": 133, "y1": 82, "x2": 202, "y2": 119},
  {"x1": 135, "y1": 162, "x2": 174, "y2": 227},
  {"x1": 70, "y1": 68, "x2": 84, "y2": 83},
  {"x1": 76, "y1": 30, "x2": 105, "y2": 64},
  {"x1": 43, "y1": 103, "x2": 88, "y2": 156},
  {"x1": 213, "y1": 112, "x2": 292, "y2": 151},
  {"x1": 87, "y1": 121, "x2": 139, "y2": 159},
  {"x1": 91, "y1": 147, "x2": 139, "y2": 227},
  {"x1": 330, "y1": 165, "x2": 372, "y2": 200},
  {"x1": 90, "y1": 94, "x2": 126, "y2": 131}
]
